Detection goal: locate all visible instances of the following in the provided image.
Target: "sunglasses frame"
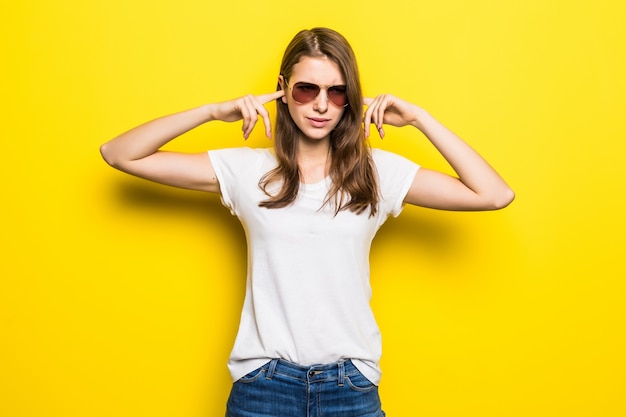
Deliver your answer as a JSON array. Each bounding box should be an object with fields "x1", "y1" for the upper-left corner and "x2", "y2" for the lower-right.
[{"x1": 284, "y1": 79, "x2": 349, "y2": 108}]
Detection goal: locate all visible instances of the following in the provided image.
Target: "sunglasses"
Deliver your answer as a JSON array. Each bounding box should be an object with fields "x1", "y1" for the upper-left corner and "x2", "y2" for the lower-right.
[{"x1": 284, "y1": 80, "x2": 348, "y2": 107}]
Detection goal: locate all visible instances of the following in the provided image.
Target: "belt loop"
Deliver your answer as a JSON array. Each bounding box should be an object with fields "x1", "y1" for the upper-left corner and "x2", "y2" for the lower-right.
[
  {"x1": 266, "y1": 359, "x2": 278, "y2": 380},
  {"x1": 337, "y1": 360, "x2": 345, "y2": 386}
]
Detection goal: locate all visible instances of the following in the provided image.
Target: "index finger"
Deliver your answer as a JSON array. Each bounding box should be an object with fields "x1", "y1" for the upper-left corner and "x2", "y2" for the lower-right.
[
  {"x1": 362, "y1": 97, "x2": 375, "y2": 138},
  {"x1": 257, "y1": 89, "x2": 285, "y2": 104}
]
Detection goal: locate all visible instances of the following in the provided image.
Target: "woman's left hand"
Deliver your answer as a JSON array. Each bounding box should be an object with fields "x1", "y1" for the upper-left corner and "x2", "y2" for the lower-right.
[{"x1": 363, "y1": 94, "x2": 422, "y2": 139}]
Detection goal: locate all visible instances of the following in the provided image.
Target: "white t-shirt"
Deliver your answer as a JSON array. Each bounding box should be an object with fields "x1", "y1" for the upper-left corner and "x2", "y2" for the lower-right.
[{"x1": 208, "y1": 147, "x2": 419, "y2": 384}]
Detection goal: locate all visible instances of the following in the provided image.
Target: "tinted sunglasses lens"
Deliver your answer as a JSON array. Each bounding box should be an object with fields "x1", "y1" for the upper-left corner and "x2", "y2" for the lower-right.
[
  {"x1": 292, "y1": 82, "x2": 347, "y2": 107},
  {"x1": 328, "y1": 86, "x2": 347, "y2": 107},
  {"x1": 292, "y1": 83, "x2": 320, "y2": 103}
]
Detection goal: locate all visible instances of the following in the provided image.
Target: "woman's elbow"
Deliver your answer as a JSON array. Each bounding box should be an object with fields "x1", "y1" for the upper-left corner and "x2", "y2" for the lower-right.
[
  {"x1": 490, "y1": 187, "x2": 515, "y2": 210},
  {"x1": 99, "y1": 142, "x2": 120, "y2": 168}
]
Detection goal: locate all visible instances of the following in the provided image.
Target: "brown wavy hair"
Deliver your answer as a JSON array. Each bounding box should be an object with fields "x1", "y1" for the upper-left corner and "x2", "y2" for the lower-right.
[{"x1": 259, "y1": 28, "x2": 379, "y2": 216}]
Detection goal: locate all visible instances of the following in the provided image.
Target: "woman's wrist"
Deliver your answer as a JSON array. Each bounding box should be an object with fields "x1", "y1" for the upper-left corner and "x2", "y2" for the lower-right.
[
  {"x1": 410, "y1": 106, "x2": 432, "y2": 131},
  {"x1": 198, "y1": 103, "x2": 218, "y2": 123}
]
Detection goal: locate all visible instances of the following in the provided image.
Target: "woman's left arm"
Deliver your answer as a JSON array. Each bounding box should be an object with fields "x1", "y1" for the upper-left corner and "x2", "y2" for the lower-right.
[{"x1": 364, "y1": 95, "x2": 515, "y2": 211}]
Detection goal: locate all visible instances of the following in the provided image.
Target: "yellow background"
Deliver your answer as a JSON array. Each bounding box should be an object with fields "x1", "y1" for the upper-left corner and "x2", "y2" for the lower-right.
[{"x1": 1, "y1": 0, "x2": 625, "y2": 416}]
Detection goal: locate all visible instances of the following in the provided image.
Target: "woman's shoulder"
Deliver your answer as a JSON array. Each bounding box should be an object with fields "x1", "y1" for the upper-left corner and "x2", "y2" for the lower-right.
[
  {"x1": 210, "y1": 146, "x2": 273, "y2": 158},
  {"x1": 209, "y1": 147, "x2": 275, "y2": 166},
  {"x1": 371, "y1": 147, "x2": 418, "y2": 169},
  {"x1": 208, "y1": 147, "x2": 278, "y2": 184}
]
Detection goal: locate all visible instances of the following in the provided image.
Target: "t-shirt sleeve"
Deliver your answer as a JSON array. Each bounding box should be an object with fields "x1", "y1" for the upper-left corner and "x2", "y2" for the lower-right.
[
  {"x1": 207, "y1": 147, "x2": 269, "y2": 216},
  {"x1": 372, "y1": 148, "x2": 420, "y2": 218}
]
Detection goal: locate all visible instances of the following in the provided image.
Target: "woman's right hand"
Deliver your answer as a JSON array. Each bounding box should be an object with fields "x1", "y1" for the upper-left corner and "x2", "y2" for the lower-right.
[{"x1": 210, "y1": 90, "x2": 285, "y2": 139}]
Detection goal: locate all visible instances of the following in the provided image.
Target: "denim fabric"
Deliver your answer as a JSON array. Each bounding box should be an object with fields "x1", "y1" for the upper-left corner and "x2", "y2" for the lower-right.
[{"x1": 226, "y1": 359, "x2": 385, "y2": 417}]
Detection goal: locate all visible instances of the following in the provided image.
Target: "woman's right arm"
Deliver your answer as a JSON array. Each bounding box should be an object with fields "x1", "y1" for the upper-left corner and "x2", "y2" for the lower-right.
[{"x1": 99, "y1": 90, "x2": 284, "y2": 193}]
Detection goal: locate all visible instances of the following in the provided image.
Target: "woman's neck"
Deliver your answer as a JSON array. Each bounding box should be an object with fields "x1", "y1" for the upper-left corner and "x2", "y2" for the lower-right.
[{"x1": 297, "y1": 137, "x2": 331, "y2": 184}]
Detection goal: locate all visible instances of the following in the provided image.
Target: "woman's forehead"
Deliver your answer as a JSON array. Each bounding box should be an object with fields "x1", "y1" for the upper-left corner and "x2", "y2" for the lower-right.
[{"x1": 290, "y1": 56, "x2": 345, "y2": 85}]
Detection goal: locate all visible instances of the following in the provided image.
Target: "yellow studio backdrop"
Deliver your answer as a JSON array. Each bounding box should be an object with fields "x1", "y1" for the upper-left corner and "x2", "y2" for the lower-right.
[{"x1": 1, "y1": 0, "x2": 624, "y2": 416}]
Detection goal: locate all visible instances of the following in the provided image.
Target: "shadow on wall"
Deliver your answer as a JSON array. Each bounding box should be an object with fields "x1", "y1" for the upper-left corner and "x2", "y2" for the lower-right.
[
  {"x1": 374, "y1": 207, "x2": 467, "y2": 260},
  {"x1": 371, "y1": 204, "x2": 514, "y2": 286},
  {"x1": 112, "y1": 177, "x2": 246, "y2": 244},
  {"x1": 109, "y1": 175, "x2": 249, "y2": 312}
]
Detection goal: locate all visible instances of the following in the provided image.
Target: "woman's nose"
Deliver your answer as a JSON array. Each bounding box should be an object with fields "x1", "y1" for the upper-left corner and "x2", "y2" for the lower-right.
[{"x1": 313, "y1": 90, "x2": 329, "y2": 112}]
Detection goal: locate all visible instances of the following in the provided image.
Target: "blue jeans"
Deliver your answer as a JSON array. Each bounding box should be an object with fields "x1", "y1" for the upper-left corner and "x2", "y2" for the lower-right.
[{"x1": 226, "y1": 359, "x2": 385, "y2": 417}]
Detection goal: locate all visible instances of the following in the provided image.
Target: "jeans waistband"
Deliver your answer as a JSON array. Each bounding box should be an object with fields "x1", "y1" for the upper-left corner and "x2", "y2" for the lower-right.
[{"x1": 266, "y1": 359, "x2": 359, "y2": 386}]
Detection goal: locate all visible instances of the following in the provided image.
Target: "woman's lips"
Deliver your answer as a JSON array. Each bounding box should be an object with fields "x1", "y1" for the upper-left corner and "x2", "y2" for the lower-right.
[{"x1": 308, "y1": 117, "x2": 330, "y2": 128}]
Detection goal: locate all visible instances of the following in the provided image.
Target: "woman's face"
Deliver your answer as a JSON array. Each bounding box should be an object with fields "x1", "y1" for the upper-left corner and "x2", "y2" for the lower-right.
[{"x1": 280, "y1": 55, "x2": 346, "y2": 144}]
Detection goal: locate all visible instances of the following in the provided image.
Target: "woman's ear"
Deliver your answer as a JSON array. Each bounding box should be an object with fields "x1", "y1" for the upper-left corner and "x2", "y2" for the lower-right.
[{"x1": 278, "y1": 75, "x2": 288, "y2": 104}]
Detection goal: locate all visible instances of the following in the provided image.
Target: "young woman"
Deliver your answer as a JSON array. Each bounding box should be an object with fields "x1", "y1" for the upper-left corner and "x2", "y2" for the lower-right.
[{"x1": 101, "y1": 28, "x2": 513, "y2": 417}]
